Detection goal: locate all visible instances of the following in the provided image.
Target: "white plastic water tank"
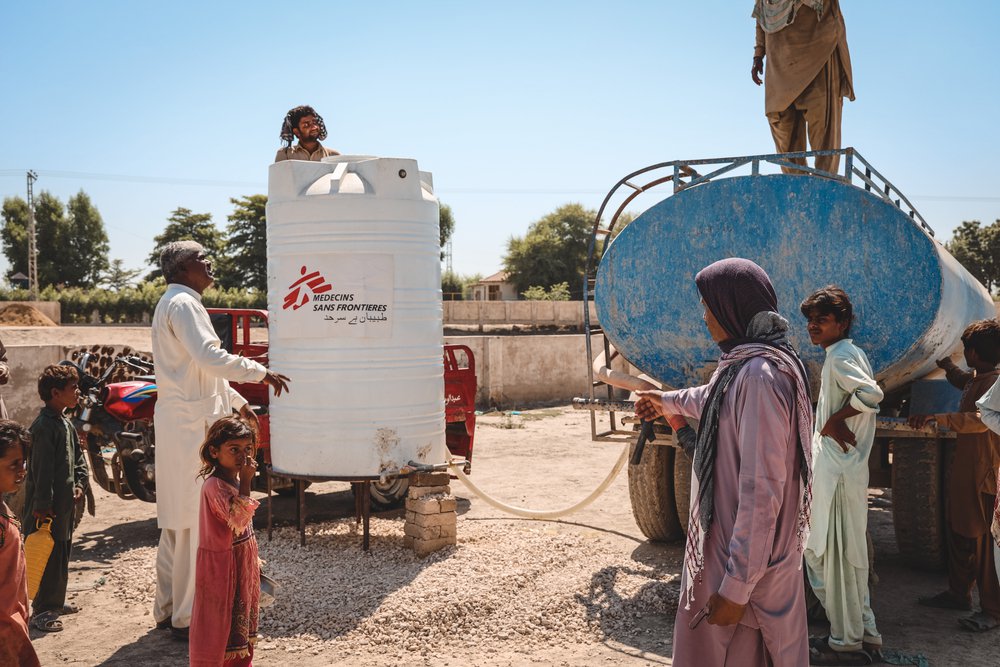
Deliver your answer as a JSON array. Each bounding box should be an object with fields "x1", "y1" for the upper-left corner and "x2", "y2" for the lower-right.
[{"x1": 265, "y1": 156, "x2": 446, "y2": 477}]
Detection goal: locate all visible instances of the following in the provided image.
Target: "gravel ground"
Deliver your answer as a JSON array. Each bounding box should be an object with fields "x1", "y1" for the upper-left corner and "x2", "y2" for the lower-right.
[{"x1": 28, "y1": 406, "x2": 999, "y2": 666}]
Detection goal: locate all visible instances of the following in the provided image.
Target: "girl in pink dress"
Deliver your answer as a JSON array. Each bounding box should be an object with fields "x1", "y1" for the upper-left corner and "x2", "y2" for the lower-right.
[
  {"x1": 189, "y1": 417, "x2": 261, "y2": 667},
  {"x1": 0, "y1": 420, "x2": 40, "y2": 667}
]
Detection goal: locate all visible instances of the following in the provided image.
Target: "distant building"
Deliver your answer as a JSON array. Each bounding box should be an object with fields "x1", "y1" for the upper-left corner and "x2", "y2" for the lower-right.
[
  {"x1": 471, "y1": 271, "x2": 517, "y2": 301},
  {"x1": 8, "y1": 272, "x2": 28, "y2": 289}
]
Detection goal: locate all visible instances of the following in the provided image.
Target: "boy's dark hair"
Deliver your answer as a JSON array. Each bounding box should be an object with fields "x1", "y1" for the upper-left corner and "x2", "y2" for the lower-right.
[
  {"x1": 800, "y1": 285, "x2": 854, "y2": 335},
  {"x1": 38, "y1": 364, "x2": 78, "y2": 402},
  {"x1": 0, "y1": 419, "x2": 30, "y2": 459},
  {"x1": 961, "y1": 319, "x2": 1000, "y2": 365}
]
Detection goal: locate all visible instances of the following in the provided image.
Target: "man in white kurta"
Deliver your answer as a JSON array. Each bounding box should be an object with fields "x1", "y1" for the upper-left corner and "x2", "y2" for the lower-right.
[
  {"x1": 151, "y1": 241, "x2": 287, "y2": 635},
  {"x1": 804, "y1": 337, "x2": 883, "y2": 654},
  {"x1": 974, "y1": 380, "x2": 1000, "y2": 598}
]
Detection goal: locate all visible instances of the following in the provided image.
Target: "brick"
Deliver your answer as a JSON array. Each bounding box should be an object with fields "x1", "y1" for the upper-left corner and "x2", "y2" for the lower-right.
[
  {"x1": 405, "y1": 497, "x2": 441, "y2": 515},
  {"x1": 438, "y1": 497, "x2": 458, "y2": 512},
  {"x1": 407, "y1": 485, "x2": 450, "y2": 499},
  {"x1": 403, "y1": 535, "x2": 414, "y2": 549},
  {"x1": 413, "y1": 537, "x2": 456, "y2": 557},
  {"x1": 404, "y1": 522, "x2": 441, "y2": 540},
  {"x1": 412, "y1": 511, "x2": 457, "y2": 528},
  {"x1": 410, "y1": 471, "x2": 449, "y2": 487},
  {"x1": 439, "y1": 523, "x2": 457, "y2": 538},
  {"x1": 405, "y1": 510, "x2": 417, "y2": 524}
]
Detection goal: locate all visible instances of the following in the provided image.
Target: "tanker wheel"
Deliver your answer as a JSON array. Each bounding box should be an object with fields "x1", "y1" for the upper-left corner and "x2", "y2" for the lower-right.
[
  {"x1": 673, "y1": 449, "x2": 692, "y2": 534},
  {"x1": 86, "y1": 434, "x2": 117, "y2": 494},
  {"x1": 627, "y1": 437, "x2": 684, "y2": 542},
  {"x1": 891, "y1": 437, "x2": 946, "y2": 571},
  {"x1": 358, "y1": 476, "x2": 410, "y2": 510},
  {"x1": 122, "y1": 457, "x2": 156, "y2": 503}
]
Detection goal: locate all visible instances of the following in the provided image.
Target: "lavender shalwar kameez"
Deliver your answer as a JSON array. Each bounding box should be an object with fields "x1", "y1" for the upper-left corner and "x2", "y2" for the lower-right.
[{"x1": 662, "y1": 357, "x2": 809, "y2": 667}]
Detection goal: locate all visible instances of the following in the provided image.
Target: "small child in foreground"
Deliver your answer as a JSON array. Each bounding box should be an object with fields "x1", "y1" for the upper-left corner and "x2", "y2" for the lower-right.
[
  {"x1": 22, "y1": 364, "x2": 88, "y2": 633},
  {"x1": 0, "y1": 420, "x2": 40, "y2": 667},
  {"x1": 800, "y1": 286, "x2": 884, "y2": 665},
  {"x1": 189, "y1": 416, "x2": 261, "y2": 667}
]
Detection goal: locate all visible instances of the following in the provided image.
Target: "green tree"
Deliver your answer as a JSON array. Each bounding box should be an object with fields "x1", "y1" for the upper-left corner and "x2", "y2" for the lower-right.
[
  {"x1": 101, "y1": 259, "x2": 143, "y2": 291},
  {"x1": 521, "y1": 282, "x2": 571, "y2": 301},
  {"x1": 439, "y1": 203, "x2": 455, "y2": 260},
  {"x1": 503, "y1": 203, "x2": 594, "y2": 298},
  {"x1": 0, "y1": 197, "x2": 30, "y2": 277},
  {"x1": 946, "y1": 219, "x2": 1000, "y2": 292},
  {"x1": 33, "y1": 191, "x2": 68, "y2": 287},
  {"x1": 63, "y1": 190, "x2": 111, "y2": 287},
  {"x1": 146, "y1": 208, "x2": 226, "y2": 280},
  {"x1": 219, "y1": 195, "x2": 267, "y2": 291}
]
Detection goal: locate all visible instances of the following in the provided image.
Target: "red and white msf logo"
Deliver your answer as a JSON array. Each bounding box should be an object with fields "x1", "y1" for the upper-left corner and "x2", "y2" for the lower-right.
[{"x1": 283, "y1": 265, "x2": 333, "y2": 310}]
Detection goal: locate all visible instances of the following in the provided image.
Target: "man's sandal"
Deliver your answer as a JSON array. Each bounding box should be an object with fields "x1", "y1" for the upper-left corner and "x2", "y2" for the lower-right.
[
  {"x1": 958, "y1": 611, "x2": 1000, "y2": 632},
  {"x1": 809, "y1": 637, "x2": 874, "y2": 666},
  {"x1": 31, "y1": 611, "x2": 63, "y2": 633},
  {"x1": 60, "y1": 603, "x2": 80, "y2": 615}
]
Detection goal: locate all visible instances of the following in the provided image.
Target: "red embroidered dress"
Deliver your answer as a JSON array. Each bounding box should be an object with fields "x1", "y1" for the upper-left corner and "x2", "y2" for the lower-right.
[{"x1": 190, "y1": 477, "x2": 260, "y2": 666}]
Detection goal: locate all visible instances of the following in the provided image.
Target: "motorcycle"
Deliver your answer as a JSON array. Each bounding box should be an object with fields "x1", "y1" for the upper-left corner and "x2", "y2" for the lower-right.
[{"x1": 63, "y1": 354, "x2": 158, "y2": 503}]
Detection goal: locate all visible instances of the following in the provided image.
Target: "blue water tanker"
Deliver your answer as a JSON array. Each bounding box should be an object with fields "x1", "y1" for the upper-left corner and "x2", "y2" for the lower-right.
[{"x1": 582, "y1": 149, "x2": 994, "y2": 570}]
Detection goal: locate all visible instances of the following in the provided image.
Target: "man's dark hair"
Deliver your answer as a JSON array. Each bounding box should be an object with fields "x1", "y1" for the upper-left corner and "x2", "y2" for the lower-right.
[
  {"x1": 280, "y1": 105, "x2": 327, "y2": 147},
  {"x1": 961, "y1": 319, "x2": 1000, "y2": 365},
  {"x1": 38, "y1": 364, "x2": 78, "y2": 402},
  {"x1": 0, "y1": 419, "x2": 29, "y2": 459},
  {"x1": 800, "y1": 285, "x2": 854, "y2": 335}
]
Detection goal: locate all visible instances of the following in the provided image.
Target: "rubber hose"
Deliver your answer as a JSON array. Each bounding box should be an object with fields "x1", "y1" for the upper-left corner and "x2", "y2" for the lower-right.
[{"x1": 447, "y1": 443, "x2": 628, "y2": 520}]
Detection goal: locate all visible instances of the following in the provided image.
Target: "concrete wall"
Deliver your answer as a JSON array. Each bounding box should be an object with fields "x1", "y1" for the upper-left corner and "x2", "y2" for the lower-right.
[
  {"x1": 3, "y1": 345, "x2": 67, "y2": 426},
  {"x1": 444, "y1": 300, "x2": 598, "y2": 329}
]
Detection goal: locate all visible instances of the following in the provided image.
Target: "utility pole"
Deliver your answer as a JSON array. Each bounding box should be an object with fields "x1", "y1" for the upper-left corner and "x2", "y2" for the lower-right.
[{"x1": 26, "y1": 170, "x2": 38, "y2": 300}]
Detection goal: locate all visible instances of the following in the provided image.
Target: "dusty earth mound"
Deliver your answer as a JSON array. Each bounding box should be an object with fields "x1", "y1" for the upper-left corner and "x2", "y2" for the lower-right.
[{"x1": 0, "y1": 303, "x2": 57, "y2": 326}]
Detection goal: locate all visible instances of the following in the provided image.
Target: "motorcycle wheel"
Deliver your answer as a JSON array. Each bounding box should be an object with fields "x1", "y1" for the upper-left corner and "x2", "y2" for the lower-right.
[
  {"x1": 122, "y1": 457, "x2": 156, "y2": 503},
  {"x1": 85, "y1": 434, "x2": 117, "y2": 494}
]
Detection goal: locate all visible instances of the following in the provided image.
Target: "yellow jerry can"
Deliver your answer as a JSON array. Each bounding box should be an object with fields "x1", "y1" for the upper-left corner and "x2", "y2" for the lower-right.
[{"x1": 24, "y1": 517, "x2": 54, "y2": 600}]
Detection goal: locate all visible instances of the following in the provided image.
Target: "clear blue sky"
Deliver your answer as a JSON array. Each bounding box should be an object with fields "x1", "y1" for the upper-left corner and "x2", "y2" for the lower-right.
[{"x1": 1, "y1": 1, "x2": 998, "y2": 280}]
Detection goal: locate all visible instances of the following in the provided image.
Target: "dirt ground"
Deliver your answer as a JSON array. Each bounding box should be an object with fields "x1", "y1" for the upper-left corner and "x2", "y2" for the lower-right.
[{"x1": 20, "y1": 403, "x2": 998, "y2": 666}]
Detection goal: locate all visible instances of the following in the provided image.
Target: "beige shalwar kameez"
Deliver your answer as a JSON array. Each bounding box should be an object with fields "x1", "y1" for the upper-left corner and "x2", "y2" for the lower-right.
[{"x1": 754, "y1": 0, "x2": 855, "y2": 174}]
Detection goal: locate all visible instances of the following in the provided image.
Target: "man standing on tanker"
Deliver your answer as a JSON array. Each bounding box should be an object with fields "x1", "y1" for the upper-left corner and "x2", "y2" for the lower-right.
[
  {"x1": 274, "y1": 105, "x2": 340, "y2": 163},
  {"x1": 751, "y1": 0, "x2": 855, "y2": 174},
  {"x1": 151, "y1": 241, "x2": 290, "y2": 639}
]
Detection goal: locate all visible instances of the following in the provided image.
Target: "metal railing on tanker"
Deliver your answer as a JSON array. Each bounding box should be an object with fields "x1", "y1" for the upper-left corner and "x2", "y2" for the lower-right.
[{"x1": 579, "y1": 147, "x2": 933, "y2": 442}]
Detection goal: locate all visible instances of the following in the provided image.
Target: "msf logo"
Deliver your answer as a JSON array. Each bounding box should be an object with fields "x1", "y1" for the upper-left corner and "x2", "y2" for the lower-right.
[{"x1": 283, "y1": 265, "x2": 333, "y2": 310}]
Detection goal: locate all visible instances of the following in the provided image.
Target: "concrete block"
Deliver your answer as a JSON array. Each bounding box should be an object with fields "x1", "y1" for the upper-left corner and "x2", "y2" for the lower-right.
[
  {"x1": 405, "y1": 497, "x2": 441, "y2": 515},
  {"x1": 404, "y1": 522, "x2": 441, "y2": 540},
  {"x1": 407, "y1": 485, "x2": 450, "y2": 499},
  {"x1": 412, "y1": 511, "x2": 457, "y2": 528},
  {"x1": 439, "y1": 523, "x2": 457, "y2": 538},
  {"x1": 438, "y1": 497, "x2": 458, "y2": 512},
  {"x1": 413, "y1": 537, "x2": 456, "y2": 557},
  {"x1": 410, "y1": 471, "x2": 450, "y2": 487},
  {"x1": 403, "y1": 535, "x2": 414, "y2": 549}
]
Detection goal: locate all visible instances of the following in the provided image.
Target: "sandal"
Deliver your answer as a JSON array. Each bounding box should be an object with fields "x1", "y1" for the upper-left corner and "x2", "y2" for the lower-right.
[
  {"x1": 917, "y1": 591, "x2": 971, "y2": 611},
  {"x1": 958, "y1": 611, "x2": 1000, "y2": 632},
  {"x1": 60, "y1": 603, "x2": 80, "y2": 615},
  {"x1": 809, "y1": 645, "x2": 874, "y2": 666},
  {"x1": 31, "y1": 611, "x2": 63, "y2": 633}
]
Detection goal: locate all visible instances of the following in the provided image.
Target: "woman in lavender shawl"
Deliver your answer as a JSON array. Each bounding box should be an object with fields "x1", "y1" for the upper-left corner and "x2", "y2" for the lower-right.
[{"x1": 636, "y1": 258, "x2": 813, "y2": 666}]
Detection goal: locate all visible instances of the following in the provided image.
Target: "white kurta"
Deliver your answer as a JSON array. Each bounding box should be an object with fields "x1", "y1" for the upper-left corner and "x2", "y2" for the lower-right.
[
  {"x1": 152, "y1": 284, "x2": 267, "y2": 530},
  {"x1": 805, "y1": 337, "x2": 883, "y2": 651}
]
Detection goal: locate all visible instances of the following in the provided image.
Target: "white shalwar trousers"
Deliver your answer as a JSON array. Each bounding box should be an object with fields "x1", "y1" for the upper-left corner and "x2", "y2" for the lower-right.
[{"x1": 153, "y1": 527, "x2": 198, "y2": 629}]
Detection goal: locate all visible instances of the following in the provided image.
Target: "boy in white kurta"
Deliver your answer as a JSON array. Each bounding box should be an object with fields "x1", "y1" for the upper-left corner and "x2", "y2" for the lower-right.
[{"x1": 800, "y1": 286, "x2": 883, "y2": 662}]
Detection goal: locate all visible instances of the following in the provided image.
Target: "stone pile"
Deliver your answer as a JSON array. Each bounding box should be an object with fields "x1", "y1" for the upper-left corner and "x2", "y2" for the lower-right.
[{"x1": 402, "y1": 471, "x2": 457, "y2": 557}]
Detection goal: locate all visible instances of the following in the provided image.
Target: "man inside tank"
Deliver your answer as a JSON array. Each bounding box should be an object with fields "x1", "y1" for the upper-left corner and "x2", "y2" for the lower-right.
[
  {"x1": 751, "y1": 0, "x2": 855, "y2": 174},
  {"x1": 274, "y1": 105, "x2": 341, "y2": 163}
]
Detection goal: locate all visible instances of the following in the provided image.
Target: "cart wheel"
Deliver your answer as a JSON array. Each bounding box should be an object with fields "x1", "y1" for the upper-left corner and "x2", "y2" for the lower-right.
[
  {"x1": 627, "y1": 436, "x2": 684, "y2": 542},
  {"x1": 364, "y1": 476, "x2": 409, "y2": 509},
  {"x1": 891, "y1": 437, "x2": 946, "y2": 571}
]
